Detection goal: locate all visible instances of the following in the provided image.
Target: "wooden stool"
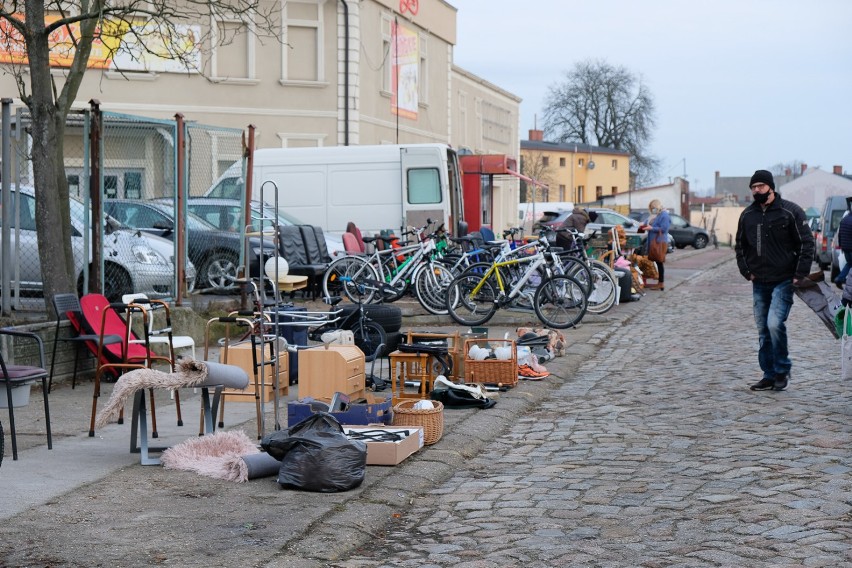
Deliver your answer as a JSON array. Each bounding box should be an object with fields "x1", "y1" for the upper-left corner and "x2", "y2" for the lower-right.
[{"x1": 388, "y1": 350, "x2": 434, "y2": 403}]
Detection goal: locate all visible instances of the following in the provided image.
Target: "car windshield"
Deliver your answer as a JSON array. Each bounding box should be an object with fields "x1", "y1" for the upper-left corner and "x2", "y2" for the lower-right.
[{"x1": 149, "y1": 203, "x2": 218, "y2": 231}]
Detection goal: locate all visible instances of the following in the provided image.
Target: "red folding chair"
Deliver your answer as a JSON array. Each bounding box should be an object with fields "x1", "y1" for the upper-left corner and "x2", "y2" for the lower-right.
[{"x1": 74, "y1": 294, "x2": 181, "y2": 437}]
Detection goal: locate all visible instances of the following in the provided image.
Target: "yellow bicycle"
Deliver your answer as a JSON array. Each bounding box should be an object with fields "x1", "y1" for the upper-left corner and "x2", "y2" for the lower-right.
[{"x1": 444, "y1": 243, "x2": 588, "y2": 329}]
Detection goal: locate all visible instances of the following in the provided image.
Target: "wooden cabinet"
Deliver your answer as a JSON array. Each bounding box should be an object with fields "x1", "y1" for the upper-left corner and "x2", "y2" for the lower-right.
[{"x1": 298, "y1": 344, "x2": 365, "y2": 400}]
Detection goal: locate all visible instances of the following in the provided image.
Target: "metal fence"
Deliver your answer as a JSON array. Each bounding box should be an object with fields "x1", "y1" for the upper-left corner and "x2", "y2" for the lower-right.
[{"x1": 0, "y1": 105, "x2": 246, "y2": 312}]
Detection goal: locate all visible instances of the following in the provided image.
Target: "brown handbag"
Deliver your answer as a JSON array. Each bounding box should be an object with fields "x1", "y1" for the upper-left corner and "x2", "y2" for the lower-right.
[{"x1": 648, "y1": 237, "x2": 667, "y2": 263}]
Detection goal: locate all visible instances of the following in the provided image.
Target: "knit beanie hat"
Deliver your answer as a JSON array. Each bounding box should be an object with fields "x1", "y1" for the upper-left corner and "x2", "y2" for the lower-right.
[{"x1": 749, "y1": 169, "x2": 775, "y2": 190}]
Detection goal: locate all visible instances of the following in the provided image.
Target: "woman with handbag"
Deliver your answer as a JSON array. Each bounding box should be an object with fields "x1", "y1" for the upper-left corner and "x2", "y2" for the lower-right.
[{"x1": 643, "y1": 199, "x2": 670, "y2": 291}]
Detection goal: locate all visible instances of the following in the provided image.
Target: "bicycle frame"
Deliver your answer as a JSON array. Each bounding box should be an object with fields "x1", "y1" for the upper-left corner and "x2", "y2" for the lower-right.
[{"x1": 467, "y1": 252, "x2": 548, "y2": 303}]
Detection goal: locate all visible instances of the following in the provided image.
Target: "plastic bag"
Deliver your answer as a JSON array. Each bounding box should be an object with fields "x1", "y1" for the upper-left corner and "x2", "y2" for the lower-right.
[
  {"x1": 260, "y1": 413, "x2": 367, "y2": 492},
  {"x1": 842, "y1": 309, "x2": 852, "y2": 381}
]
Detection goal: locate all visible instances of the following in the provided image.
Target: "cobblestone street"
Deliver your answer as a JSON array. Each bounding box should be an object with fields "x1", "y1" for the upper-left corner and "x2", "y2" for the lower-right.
[{"x1": 336, "y1": 256, "x2": 852, "y2": 567}]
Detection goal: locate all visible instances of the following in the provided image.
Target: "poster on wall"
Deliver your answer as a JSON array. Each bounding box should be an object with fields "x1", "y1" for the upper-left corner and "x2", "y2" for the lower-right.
[
  {"x1": 0, "y1": 14, "x2": 201, "y2": 73},
  {"x1": 392, "y1": 21, "x2": 418, "y2": 120}
]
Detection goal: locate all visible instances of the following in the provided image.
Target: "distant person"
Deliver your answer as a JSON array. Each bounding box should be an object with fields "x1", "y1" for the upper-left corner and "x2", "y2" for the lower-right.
[
  {"x1": 735, "y1": 170, "x2": 814, "y2": 392},
  {"x1": 834, "y1": 205, "x2": 852, "y2": 288},
  {"x1": 556, "y1": 206, "x2": 590, "y2": 249},
  {"x1": 643, "y1": 199, "x2": 670, "y2": 290}
]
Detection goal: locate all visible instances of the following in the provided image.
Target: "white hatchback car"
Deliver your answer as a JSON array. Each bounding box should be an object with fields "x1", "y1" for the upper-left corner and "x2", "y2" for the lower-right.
[{"x1": 1, "y1": 186, "x2": 192, "y2": 301}]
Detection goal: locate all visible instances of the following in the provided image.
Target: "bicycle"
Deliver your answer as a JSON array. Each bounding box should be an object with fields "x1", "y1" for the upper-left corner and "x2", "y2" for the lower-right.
[
  {"x1": 445, "y1": 236, "x2": 588, "y2": 329},
  {"x1": 550, "y1": 228, "x2": 618, "y2": 315}
]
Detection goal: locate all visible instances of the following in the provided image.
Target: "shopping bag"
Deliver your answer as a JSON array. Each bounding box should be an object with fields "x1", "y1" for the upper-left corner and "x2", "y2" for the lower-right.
[
  {"x1": 647, "y1": 237, "x2": 667, "y2": 263},
  {"x1": 842, "y1": 309, "x2": 852, "y2": 381}
]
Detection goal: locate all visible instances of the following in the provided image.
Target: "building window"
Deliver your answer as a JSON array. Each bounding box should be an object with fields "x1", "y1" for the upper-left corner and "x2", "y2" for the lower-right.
[
  {"x1": 596, "y1": 186, "x2": 603, "y2": 200},
  {"x1": 612, "y1": 159, "x2": 618, "y2": 170},
  {"x1": 282, "y1": 0, "x2": 324, "y2": 84},
  {"x1": 578, "y1": 158, "x2": 584, "y2": 168},
  {"x1": 577, "y1": 185, "x2": 584, "y2": 202},
  {"x1": 612, "y1": 186, "x2": 618, "y2": 194},
  {"x1": 212, "y1": 15, "x2": 255, "y2": 81},
  {"x1": 124, "y1": 172, "x2": 143, "y2": 199},
  {"x1": 559, "y1": 157, "x2": 566, "y2": 167},
  {"x1": 559, "y1": 185, "x2": 566, "y2": 200},
  {"x1": 542, "y1": 156, "x2": 550, "y2": 167}
]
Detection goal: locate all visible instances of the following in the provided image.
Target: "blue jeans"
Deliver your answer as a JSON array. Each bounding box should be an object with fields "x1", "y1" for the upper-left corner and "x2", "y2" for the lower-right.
[{"x1": 752, "y1": 280, "x2": 794, "y2": 379}]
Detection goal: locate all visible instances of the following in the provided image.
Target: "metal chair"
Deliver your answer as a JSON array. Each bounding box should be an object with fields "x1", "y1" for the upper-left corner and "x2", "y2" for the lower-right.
[
  {"x1": 121, "y1": 293, "x2": 196, "y2": 360},
  {"x1": 49, "y1": 293, "x2": 122, "y2": 393},
  {"x1": 0, "y1": 328, "x2": 52, "y2": 461}
]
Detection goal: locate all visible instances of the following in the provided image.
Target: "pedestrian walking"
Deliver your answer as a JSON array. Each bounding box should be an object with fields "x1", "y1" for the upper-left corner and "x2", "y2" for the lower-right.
[
  {"x1": 735, "y1": 169, "x2": 815, "y2": 391},
  {"x1": 833, "y1": 201, "x2": 852, "y2": 288},
  {"x1": 643, "y1": 199, "x2": 670, "y2": 290}
]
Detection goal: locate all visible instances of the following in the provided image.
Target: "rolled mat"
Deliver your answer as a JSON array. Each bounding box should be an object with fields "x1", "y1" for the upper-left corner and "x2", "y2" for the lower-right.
[{"x1": 223, "y1": 452, "x2": 281, "y2": 483}]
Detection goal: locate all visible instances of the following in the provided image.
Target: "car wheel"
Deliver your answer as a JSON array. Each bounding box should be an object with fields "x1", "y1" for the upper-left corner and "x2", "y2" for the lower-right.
[
  {"x1": 198, "y1": 252, "x2": 239, "y2": 292},
  {"x1": 693, "y1": 234, "x2": 708, "y2": 249}
]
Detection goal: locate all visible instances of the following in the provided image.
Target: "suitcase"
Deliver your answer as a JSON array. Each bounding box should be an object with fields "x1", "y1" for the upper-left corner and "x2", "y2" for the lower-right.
[{"x1": 270, "y1": 305, "x2": 308, "y2": 384}]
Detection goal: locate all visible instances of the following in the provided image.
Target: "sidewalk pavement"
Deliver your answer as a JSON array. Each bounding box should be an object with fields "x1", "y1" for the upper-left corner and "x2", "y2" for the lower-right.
[{"x1": 9, "y1": 247, "x2": 839, "y2": 567}]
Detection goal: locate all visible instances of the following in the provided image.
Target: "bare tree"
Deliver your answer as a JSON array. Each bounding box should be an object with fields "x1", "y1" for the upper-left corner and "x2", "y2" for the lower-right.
[
  {"x1": 519, "y1": 151, "x2": 555, "y2": 203},
  {"x1": 0, "y1": 1, "x2": 278, "y2": 312},
  {"x1": 770, "y1": 160, "x2": 808, "y2": 178},
  {"x1": 543, "y1": 59, "x2": 659, "y2": 187}
]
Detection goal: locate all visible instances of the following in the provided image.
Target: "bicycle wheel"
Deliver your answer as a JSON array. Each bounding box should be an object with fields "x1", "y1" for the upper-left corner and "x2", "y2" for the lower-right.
[
  {"x1": 323, "y1": 255, "x2": 379, "y2": 303},
  {"x1": 534, "y1": 274, "x2": 588, "y2": 329},
  {"x1": 585, "y1": 260, "x2": 617, "y2": 315},
  {"x1": 352, "y1": 319, "x2": 387, "y2": 362},
  {"x1": 558, "y1": 255, "x2": 594, "y2": 295},
  {"x1": 413, "y1": 262, "x2": 453, "y2": 315},
  {"x1": 378, "y1": 253, "x2": 410, "y2": 303},
  {"x1": 445, "y1": 272, "x2": 498, "y2": 327}
]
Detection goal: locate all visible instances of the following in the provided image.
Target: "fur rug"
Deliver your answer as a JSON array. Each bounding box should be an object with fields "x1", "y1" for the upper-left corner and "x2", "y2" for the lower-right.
[
  {"x1": 95, "y1": 358, "x2": 209, "y2": 428},
  {"x1": 160, "y1": 430, "x2": 260, "y2": 482}
]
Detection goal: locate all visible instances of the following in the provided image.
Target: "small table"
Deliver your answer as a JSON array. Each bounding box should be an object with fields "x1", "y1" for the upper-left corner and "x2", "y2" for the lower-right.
[
  {"x1": 388, "y1": 350, "x2": 434, "y2": 404},
  {"x1": 275, "y1": 275, "x2": 308, "y2": 293}
]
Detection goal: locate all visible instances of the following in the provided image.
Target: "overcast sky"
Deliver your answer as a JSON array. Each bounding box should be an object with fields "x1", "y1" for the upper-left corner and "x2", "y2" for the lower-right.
[{"x1": 452, "y1": 0, "x2": 852, "y2": 194}]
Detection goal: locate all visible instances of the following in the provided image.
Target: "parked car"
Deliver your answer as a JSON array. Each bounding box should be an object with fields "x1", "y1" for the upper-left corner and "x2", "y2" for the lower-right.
[
  {"x1": 633, "y1": 211, "x2": 709, "y2": 249},
  {"x1": 104, "y1": 199, "x2": 279, "y2": 292},
  {"x1": 185, "y1": 197, "x2": 345, "y2": 257},
  {"x1": 1, "y1": 186, "x2": 190, "y2": 301},
  {"x1": 535, "y1": 207, "x2": 674, "y2": 251},
  {"x1": 816, "y1": 195, "x2": 852, "y2": 270}
]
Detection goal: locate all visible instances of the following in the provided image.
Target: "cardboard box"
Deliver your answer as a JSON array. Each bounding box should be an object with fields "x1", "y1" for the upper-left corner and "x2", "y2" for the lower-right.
[
  {"x1": 219, "y1": 341, "x2": 289, "y2": 402},
  {"x1": 344, "y1": 425, "x2": 424, "y2": 465},
  {"x1": 287, "y1": 392, "x2": 393, "y2": 427}
]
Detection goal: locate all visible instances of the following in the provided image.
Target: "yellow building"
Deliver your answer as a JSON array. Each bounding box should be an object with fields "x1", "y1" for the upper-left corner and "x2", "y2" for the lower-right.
[{"x1": 520, "y1": 129, "x2": 631, "y2": 206}]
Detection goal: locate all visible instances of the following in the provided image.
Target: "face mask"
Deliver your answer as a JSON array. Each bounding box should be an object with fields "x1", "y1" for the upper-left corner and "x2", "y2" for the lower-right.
[{"x1": 753, "y1": 191, "x2": 771, "y2": 204}]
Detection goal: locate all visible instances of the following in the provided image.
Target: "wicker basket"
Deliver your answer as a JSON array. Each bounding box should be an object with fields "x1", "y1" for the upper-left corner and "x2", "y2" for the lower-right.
[
  {"x1": 463, "y1": 338, "x2": 518, "y2": 387},
  {"x1": 392, "y1": 399, "x2": 444, "y2": 445}
]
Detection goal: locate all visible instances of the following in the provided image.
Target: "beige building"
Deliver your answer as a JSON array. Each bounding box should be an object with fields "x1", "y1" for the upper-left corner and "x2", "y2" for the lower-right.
[
  {"x1": 0, "y1": 0, "x2": 522, "y2": 233},
  {"x1": 520, "y1": 129, "x2": 631, "y2": 207}
]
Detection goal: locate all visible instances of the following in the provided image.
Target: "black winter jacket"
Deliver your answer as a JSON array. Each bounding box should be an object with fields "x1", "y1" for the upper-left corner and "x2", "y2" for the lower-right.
[
  {"x1": 837, "y1": 213, "x2": 852, "y2": 252},
  {"x1": 735, "y1": 195, "x2": 814, "y2": 283}
]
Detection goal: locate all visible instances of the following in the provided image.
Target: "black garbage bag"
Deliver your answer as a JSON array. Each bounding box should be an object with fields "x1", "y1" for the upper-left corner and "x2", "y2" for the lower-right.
[{"x1": 260, "y1": 412, "x2": 367, "y2": 492}]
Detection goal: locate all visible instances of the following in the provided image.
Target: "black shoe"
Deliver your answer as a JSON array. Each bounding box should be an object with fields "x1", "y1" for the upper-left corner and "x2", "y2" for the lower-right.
[
  {"x1": 773, "y1": 374, "x2": 789, "y2": 391},
  {"x1": 750, "y1": 377, "x2": 775, "y2": 391}
]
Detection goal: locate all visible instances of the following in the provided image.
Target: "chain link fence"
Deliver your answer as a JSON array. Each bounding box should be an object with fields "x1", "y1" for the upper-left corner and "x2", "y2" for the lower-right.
[{"x1": 0, "y1": 107, "x2": 248, "y2": 312}]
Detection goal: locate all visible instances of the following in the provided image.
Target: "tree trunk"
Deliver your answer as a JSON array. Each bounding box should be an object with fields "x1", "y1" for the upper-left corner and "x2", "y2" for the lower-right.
[{"x1": 25, "y1": 8, "x2": 75, "y2": 315}]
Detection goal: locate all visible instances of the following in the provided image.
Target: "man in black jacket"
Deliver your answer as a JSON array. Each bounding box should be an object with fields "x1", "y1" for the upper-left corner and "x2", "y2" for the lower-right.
[{"x1": 735, "y1": 170, "x2": 815, "y2": 392}]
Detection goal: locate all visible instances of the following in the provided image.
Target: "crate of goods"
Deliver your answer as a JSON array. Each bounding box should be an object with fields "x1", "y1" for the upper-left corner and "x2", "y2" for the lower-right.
[
  {"x1": 391, "y1": 399, "x2": 444, "y2": 445},
  {"x1": 218, "y1": 341, "x2": 289, "y2": 402},
  {"x1": 463, "y1": 338, "x2": 518, "y2": 388},
  {"x1": 298, "y1": 344, "x2": 366, "y2": 401},
  {"x1": 287, "y1": 392, "x2": 393, "y2": 427}
]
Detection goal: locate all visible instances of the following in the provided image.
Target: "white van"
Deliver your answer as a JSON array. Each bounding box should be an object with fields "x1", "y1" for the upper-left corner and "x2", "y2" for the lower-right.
[{"x1": 205, "y1": 144, "x2": 466, "y2": 236}]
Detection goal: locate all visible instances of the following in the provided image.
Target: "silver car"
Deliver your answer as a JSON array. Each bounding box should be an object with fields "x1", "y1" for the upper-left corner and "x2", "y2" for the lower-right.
[{"x1": 1, "y1": 186, "x2": 191, "y2": 301}]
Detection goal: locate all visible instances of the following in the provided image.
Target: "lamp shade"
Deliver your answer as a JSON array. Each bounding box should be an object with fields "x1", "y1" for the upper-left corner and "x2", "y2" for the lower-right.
[{"x1": 264, "y1": 257, "x2": 289, "y2": 281}]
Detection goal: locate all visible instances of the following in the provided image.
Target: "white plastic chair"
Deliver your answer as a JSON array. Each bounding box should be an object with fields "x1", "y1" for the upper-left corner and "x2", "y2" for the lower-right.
[{"x1": 121, "y1": 293, "x2": 196, "y2": 360}]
